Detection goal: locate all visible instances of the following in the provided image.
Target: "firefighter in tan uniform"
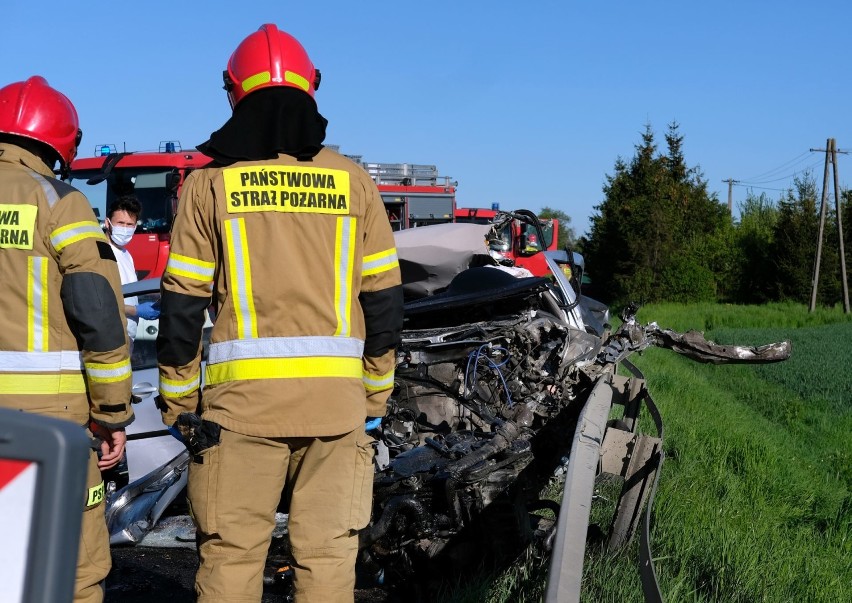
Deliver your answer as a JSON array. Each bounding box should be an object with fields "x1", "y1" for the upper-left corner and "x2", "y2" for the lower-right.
[
  {"x1": 156, "y1": 24, "x2": 403, "y2": 602},
  {"x1": 0, "y1": 76, "x2": 133, "y2": 603}
]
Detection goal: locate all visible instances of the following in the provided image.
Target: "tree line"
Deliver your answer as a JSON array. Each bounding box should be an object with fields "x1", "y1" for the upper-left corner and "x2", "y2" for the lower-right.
[{"x1": 578, "y1": 123, "x2": 852, "y2": 308}]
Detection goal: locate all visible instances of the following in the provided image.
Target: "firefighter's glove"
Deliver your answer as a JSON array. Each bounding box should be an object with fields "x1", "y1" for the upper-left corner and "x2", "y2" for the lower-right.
[
  {"x1": 175, "y1": 412, "x2": 221, "y2": 456},
  {"x1": 137, "y1": 301, "x2": 161, "y2": 320},
  {"x1": 365, "y1": 416, "x2": 382, "y2": 432}
]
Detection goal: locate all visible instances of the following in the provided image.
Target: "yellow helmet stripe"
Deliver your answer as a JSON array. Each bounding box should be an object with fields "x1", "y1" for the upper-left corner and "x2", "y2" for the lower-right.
[
  {"x1": 284, "y1": 70, "x2": 310, "y2": 92},
  {"x1": 241, "y1": 71, "x2": 271, "y2": 93}
]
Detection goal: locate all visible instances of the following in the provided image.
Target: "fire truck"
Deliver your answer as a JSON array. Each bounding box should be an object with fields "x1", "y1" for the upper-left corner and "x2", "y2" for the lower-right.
[
  {"x1": 68, "y1": 142, "x2": 206, "y2": 280},
  {"x1": 454, "y1": 206, "x2": 560, "y2": 277},
  {"x1": 359, "y1": 160, "x2": 457, "y2": 231},
  {"x1": 352, "y1": 157, "x2": 562, "y2": 276},
  {"x1": 68, "y1": 143, "x2": 559, "y2": 279}
]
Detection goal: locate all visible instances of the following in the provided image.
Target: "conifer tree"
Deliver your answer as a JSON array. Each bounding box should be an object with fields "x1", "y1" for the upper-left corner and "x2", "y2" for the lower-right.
[{"x1": 584, "y1": 123, "x2": 728, "y2": 305}]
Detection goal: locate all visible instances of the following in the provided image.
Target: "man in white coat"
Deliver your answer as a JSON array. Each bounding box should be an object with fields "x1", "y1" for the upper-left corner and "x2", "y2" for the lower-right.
[{"x1": 104, "y1": 195, "x2": 159, "y2": 342}]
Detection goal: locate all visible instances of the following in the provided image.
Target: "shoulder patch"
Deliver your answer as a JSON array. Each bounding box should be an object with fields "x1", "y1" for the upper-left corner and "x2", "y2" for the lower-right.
[
  {"x1": 42, "y1": 177, "x2": 79, "y2": 199},
  {"x1": 27, "y1": 172, "x2": 81, "y2": 209},
  {"x1": 97, "y1": 241, "x2": 117, "y2": 261}
]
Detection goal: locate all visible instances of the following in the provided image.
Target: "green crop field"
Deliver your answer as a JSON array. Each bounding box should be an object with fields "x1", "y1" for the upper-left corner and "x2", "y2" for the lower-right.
[{"x1": 441, "y1": 303, "x2": 852, "y2": 602}]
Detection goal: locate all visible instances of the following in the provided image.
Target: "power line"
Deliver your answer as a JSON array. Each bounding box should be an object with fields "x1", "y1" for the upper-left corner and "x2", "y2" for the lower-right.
[
  {"x1": 732, "y1": 183, "x2": 788, "y2": 192},
  {"x1": 739, "y1": 151, "x2": 814, "y2": 182},
  {"x1": 738, "y1": 158, "x2": 826, "y2": 184}
]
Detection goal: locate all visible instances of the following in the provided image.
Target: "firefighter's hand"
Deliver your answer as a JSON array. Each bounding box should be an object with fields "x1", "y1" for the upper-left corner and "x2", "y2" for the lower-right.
[{"x1": 91, "y1": 423, "x2": 127, "y2": 471}]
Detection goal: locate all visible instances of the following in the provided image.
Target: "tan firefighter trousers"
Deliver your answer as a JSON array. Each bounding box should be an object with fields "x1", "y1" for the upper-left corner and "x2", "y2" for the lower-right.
[
  {"x1": 188, "y1": 426, "x2": 375, "y2": 603},
  {"x1": 75, "y1": 450, "x2": 110, "y2": 603}
]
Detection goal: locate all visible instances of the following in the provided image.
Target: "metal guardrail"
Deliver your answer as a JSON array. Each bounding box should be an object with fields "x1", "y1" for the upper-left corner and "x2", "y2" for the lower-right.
[
  {"x1": 544, "y1": 373, "x2": 617, "y2": 602},
  {"x1": 544, "y1": 359, "x2": 665, "y2": 603}
]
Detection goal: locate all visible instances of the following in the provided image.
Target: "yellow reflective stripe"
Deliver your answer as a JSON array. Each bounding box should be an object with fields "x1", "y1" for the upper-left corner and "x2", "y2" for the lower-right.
[
  {"x1": 84, "y1": 359, "x2": 132, "y2": 383},
  {"x1": 242, "y1": 71, "x2": 271, "y2": 93},
  {"x1": 166, "y1": 252, "x2": 215, "y2": 282},
  {"x1": 363, "y1": 369, "x2": 395, "y2": 392},
  {"x1": 159, "y1": 374, "x2": 201, "y2": 397},
  {"x1": 284, "y1": 70, "x2": 310, "y2": 92},
  {"x1": 50, "y1": 221, "x2": 105, "y2": 251},
  {"x1": 333, "y1": 217, "x2": 356, "y2": 337},
  {"x1": 205, "y1": 356, "x2": 362, "y2": 385},
  {"x1": 27, "y1": 256, "x2": 49, "y2": 352},
  {"x1": 362, "y1": 248, "x2": 399, "y2": 277},
  {"x1": 86, "y1": 481, "x2": 105, "y2": 507},
  {"x1": 0, "y1": 373, "x2": 87, "y2": 394},
  {"x1": 224, "y1": 218, "x2": 258, "y2": 339}
]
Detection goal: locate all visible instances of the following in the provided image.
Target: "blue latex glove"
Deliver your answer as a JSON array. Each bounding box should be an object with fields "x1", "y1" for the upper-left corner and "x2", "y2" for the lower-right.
[
  {"x1": 166, "y1": 424, "x2": 185, "y2": 443},
  {"x1": 137, "y1": 301, "x2": 160, "y2": 320},
  {"x1": 365, "y1": 417, "x2": 382, "y2": 432}
]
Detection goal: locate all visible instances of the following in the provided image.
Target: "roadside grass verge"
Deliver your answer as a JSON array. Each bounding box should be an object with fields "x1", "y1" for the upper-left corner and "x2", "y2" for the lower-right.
[
  {"x1": 622, "y1": 303, "x2": 851, "y2": 602},
  {"x1": 450, "y1": 303, "x2": 850, "y2": 602}
]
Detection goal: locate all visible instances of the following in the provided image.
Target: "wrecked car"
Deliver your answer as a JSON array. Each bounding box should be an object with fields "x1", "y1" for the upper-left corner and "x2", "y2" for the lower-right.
[{"x1": 108, "y1": 210, "x2": 790, "y2": 601}]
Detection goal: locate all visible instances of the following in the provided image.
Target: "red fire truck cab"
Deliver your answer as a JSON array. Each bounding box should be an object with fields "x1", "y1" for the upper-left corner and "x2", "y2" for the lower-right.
[
  {"x1": 455, "y1": 207, "x2": 560, "y2": 276},
  {"x1": 69, "y1": 144, "x2": 559, "y2": 281},
  {"x1": 69, "y1": 142, "x2": 209, "y2": 280}
]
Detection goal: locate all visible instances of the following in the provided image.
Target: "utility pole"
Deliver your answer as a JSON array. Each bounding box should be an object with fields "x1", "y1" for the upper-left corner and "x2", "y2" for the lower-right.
[
  {"x1": 722, "y1": 178, "x2": 739, "y2": 214},
  {"x1": 808, "y1": 138, "x2": 850, "y2": 313}
]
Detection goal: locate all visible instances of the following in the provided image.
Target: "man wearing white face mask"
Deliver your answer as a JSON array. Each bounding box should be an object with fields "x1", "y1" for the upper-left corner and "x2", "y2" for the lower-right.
[{"x1": 105, "y1": 196, "x2": 159, "y2": 341}]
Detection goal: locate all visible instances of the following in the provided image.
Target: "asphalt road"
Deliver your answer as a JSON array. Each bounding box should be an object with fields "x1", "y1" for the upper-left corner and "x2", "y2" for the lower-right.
[{"x1": 105, "y1": 544, "x2": 392, "y2": 602}]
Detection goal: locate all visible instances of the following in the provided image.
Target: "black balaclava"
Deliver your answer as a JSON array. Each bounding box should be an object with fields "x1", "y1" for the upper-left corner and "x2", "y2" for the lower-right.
[{"x1": 197, "y1": 86, "x2": 327, "y2": 164}]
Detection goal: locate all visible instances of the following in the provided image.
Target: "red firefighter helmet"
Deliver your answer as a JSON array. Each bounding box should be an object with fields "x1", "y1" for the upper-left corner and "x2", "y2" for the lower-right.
[
  {"x1": 0, "y1": 76, "x2": 81, "y2": 167},
  {"x1": 223, "y1": 24, "x2": 321, "y2": 109}
]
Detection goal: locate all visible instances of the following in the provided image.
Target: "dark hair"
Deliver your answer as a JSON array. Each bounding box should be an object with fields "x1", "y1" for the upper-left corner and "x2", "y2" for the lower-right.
[{"x1": 107, "y1": 195, "x2": 142, "y2": 221}]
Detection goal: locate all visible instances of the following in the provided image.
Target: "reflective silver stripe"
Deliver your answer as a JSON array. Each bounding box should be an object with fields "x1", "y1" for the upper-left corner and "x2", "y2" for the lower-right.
[
  {"x1": 28, "y1": 172, "x2": 60, "y2": 208},
  {"x1": 50, "y1": 221, "x2": 104, "y2": 251},
  {"x1": 334, "y1": 217, "x2": 355, "y2": 337},
  {"x1": 0, "y1": 350, "x2": 84, "y2": 372},
  {"x1": 166, "y1": 252, "x2": 215, "y2": 282},
  {"x1": 29, "y1": 256, "x2": 47, "y2": 352},
  {"x1": 363, "y1": 370, "x2": 395, "y2": 391},
  {"x1": 224, "y1": 218, "x2": 257, "y2": 339},
  {"x1": 207, "y1": 336, "x2": 364, "y2": 365},
  {"x1": 362, "y1": 249, "x2": 399, "y2": 276},
  {"x1": 160, "y1": 374, "x2": 201, "y2": 396},
  {"x1": 84, "y1": 361, "x2": 132, "y2": 381}
]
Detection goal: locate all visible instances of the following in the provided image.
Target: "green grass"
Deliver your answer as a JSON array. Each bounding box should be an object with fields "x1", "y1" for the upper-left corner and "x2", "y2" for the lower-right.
[
  {"x1": 454, "y1": 303, "x2": 851, "y2": 602},
  {"x1": 611, "y1": 303, "x2": 851, "y2": 602}
]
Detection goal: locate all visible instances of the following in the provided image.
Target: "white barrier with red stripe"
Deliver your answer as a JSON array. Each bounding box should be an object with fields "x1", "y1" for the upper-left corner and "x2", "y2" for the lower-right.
[{"x1": 0, "y1": 459, "x2": 38, "y2": 603}]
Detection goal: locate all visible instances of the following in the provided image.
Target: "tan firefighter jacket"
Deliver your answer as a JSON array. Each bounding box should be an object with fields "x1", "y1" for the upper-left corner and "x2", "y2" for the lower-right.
[
  {"x1": 157, "y1": 147, "x2": 403, "y2": 437},
  {"x1": 0, "y1": 143, "x2": 133, "y2": 429}
]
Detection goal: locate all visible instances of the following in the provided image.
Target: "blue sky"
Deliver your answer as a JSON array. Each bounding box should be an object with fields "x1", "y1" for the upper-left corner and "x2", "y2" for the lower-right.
[{"x1": 3, "y1": 1, "x2": 851, "y2": 237}]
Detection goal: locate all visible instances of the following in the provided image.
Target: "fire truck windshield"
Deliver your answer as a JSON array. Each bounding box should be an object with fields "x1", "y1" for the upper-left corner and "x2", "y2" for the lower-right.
[{"x1": 67, "y1": 168, "x2": 176, "y2": 234}]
